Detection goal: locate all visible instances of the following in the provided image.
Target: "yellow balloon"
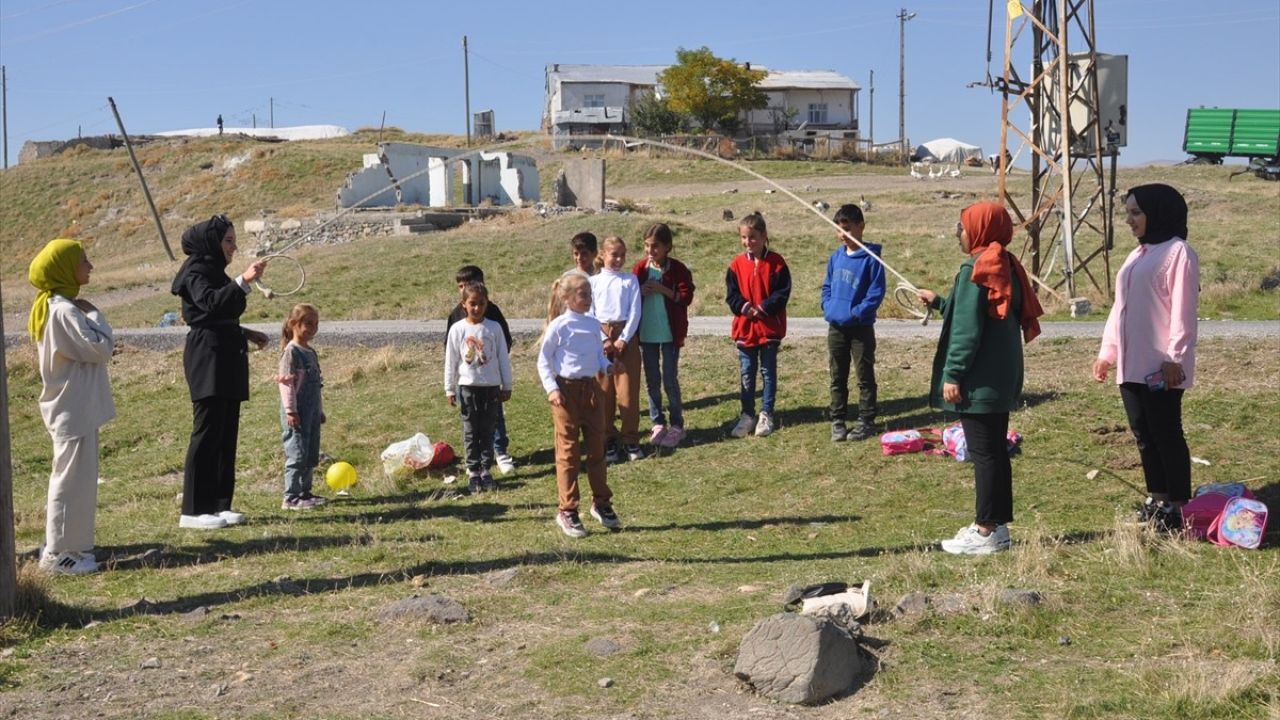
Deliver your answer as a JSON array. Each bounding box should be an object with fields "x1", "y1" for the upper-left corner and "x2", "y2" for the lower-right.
[{"x1": 325, "y1": 461, "x2": 358, "y2": 491}]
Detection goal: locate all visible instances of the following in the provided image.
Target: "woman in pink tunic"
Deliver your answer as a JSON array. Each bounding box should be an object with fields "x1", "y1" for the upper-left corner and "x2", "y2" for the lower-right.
[{"x1": 1093, "y1": 184, "x2": 1199, "y2": 533}]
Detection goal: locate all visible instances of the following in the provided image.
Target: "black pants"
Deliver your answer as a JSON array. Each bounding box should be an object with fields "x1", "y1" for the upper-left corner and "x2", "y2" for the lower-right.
[
  {"x1": 1119, "y1": 383, "x2": 1191, "y2": 503},
  {"x1": 459, "y1": 385, "x2": 501, "y2": 474},
  {"x1": 961, "y1": 412, "x2": 1013, "y2": 525},
  {"x1": 183, "y1": 397, "x2": 241, "y2": 516},
  {"x1": 827, "y1": 324, "x2": 878, "y2": 423}
]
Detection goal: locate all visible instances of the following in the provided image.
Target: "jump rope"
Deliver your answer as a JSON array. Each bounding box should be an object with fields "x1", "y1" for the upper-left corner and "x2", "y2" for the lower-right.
[{"x1": 231, "y1": 133, "x2": 1064, "y2": 318}]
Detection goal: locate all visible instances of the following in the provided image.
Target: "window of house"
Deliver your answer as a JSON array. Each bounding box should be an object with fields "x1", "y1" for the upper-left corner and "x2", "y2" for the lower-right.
[
  {"x1": 808, "y1": 103, "x2": 829, "y2": 124},
  {"x1": 584, "y1": 94, "x2": 606, "y2": 108}
]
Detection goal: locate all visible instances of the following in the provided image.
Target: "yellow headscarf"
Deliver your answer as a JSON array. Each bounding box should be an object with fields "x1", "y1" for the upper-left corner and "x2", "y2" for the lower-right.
[{"x1": 28, "y1": 238, "x2": 84, "y2": 342}]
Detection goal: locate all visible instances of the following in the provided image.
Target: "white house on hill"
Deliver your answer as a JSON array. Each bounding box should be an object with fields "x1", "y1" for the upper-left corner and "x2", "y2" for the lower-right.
[{"x1": 543, "y1": 63, "x2": 859, "y2": 147}]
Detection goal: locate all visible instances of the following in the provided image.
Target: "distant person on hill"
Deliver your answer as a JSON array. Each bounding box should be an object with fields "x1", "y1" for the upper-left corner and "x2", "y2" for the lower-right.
[
  {"x1": 28, "y1": 239, "x2": 114, "y2": 575},
  {"x1": 821, "y1": 203, "x2": 886, "y2": 442},
  {"x1": 446, "y1": 265, "x2": 516, "y2": 474},
  {"x1": 217, "y1": 115, "x2": 224, "y2": 135},
  {"x1": 275, "y1": 303, "x2": 328, "y2": 510},
  {"x1": 171, "y1": 214, "x2": 269, "y2": 530},
  {"x1": 726, "y1": 211, "x2": 791, "y2": 439},
  {"x1": 1093, "y1": 184, "x2": 1199, "y2": 533},
  {"x1": 632, "y1": 222, "x2": 695, "y2": 450},
  {"x1": 915, "y1": 201, "x2": 1043, "y2": 555}
]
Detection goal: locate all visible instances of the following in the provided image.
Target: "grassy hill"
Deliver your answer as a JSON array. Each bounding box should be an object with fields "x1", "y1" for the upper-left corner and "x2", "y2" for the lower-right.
[{"x1": 3, "y1": 131, "x2": 1277, "y2": 326}]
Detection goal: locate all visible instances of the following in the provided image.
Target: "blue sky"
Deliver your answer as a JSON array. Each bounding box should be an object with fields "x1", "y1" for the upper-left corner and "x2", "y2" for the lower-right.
[{"x1": 1, "y1": 0, "x2": 1277, "y2": 166}]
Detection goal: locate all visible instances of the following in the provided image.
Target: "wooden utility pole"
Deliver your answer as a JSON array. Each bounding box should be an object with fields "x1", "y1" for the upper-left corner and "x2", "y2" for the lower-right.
[
  {"x1": 868, "y1": 69, "x2": 875, "y2": 147},
  {"x1": 463, "y1": 36, "x2": 472, "y2": 147},
  {"x1": 108, "y1": 97, "x2": 175, "y2": 261},
  {"x1": 897, "y1": 8, "x2": 916, "y2": 158},
  {"x1": 0, "y1": 275, "x2": 17, "y2": 619},
  {"x1": 2, "y1": 65, "x2": 9, "y2": 169}
]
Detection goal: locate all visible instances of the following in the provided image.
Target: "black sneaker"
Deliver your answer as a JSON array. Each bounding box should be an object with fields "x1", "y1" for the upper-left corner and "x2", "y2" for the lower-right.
[
  {"x1": 847, "y1": 419, "x2": 877, "y2": 441},
  {"x1": 480, "y1": 472, "x2": 499, "y2": 492},
  {"x1": 467, "y1": 474, "x2": 483, "y2": 494},
  {"x1": 831, "y1": 422, "x2": 849, "y2": 442},
  {"x1": 590, "y1": 502, "x2": 621, "y2": 530},
  {"x1": 605, "y1": 441, "x2": 623, "y2": 465},
  {"x1": 1153, "y1": 503, "x2": 1183, "y2": 534},
  {"x1": 1134, "y1": 496, "x2": 1160, "y2": 523}
]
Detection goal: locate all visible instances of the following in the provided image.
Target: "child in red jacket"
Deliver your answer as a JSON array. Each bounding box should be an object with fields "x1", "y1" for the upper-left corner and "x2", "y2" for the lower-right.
[
  {"x1": 632, "y1": 223, "x2": 696, "y2": 448},
  {"x1": 725, "y1": 212, "x2": 791, "y2": 438}
]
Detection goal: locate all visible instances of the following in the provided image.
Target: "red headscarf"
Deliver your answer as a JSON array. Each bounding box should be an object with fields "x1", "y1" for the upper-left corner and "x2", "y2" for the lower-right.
[{"x1": 962, "y1": 202, "x2": 1043, "y2": 343}]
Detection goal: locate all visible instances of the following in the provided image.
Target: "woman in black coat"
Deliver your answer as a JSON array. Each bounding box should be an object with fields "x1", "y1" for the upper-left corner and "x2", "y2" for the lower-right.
[{"x1": 171, "y1": 214, "x2": 268, "y2": 529}]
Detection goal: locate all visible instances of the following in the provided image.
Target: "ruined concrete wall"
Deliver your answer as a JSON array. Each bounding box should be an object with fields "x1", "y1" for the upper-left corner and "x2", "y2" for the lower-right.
[
  {"x1": 559, "y1": 159, "x2": 606, "y2": 210},
  {"x1": 337, "y1": 142, "x2": 539, "y2": 209}
]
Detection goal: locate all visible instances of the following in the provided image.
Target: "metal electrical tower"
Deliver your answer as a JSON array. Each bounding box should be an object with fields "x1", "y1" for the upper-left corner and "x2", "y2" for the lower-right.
[{"x1": 995, "y1": 0, "x2": 1124, "y2": 299}]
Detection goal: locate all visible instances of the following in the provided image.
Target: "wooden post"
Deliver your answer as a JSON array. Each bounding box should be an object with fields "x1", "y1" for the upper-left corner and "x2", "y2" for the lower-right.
[
  {"x1": 107, "y1": 97, "x2": 175, "y2": 261},
  {"x1": 0, "y1": 275, "x2": 17, "y2": 619}
]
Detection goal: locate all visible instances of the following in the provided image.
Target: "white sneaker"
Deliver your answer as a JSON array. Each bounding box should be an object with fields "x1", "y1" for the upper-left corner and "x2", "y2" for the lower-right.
[
  {"x1": 495, "y1": 453, "x2": 516, "y2": 475},
  {"x1": 218, "y1": 510, "x2": 247, "y2": 526},
  {"x1": 179, "y1": 513, "x2": 228, "y2": 530},
  {"x1": 940, "y1": 524, "x2": 1011, "y2": 555},
  {"x1": 730, "y1": 413, "x2": 757, "y2": 438},
  {"x1": 754, "y1": 412, "x2": 776, "y2": 437},
  {"x1": 39, "y1": 550, "x2": 99, "y2": 575}
]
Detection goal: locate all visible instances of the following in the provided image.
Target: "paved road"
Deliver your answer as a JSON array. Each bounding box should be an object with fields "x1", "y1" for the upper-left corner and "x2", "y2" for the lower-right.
[{"x1": 8, "y1": 318, "x2": 1274, "y2": 352}]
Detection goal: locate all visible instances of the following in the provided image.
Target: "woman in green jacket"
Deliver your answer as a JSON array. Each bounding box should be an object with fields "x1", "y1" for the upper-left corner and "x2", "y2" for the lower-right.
[{"x1": 916, "y1": 202, "x2": 1043, "y2": 554}]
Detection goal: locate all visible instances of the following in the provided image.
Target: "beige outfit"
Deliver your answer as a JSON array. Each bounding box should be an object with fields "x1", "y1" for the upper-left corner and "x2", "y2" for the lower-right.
[{"x1": 37, "y1": 295, "x2": 115, "y2": 553}]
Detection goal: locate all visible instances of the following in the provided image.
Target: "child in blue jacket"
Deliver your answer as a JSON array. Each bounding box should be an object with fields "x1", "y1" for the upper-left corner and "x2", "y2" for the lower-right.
[{"x1": 821, "y1": 204, "x2": 886, "y2": 441}]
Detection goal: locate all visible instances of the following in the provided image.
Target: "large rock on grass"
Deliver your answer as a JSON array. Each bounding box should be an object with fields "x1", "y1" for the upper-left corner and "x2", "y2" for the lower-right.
[{"x1": 733, "y1": 613, "x2": 864, "y2": 704}]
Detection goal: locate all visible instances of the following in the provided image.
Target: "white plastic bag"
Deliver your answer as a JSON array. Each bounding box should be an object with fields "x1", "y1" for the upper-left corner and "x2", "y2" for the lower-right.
[{"x1": 380, "y1": 432, "x2": 435, "y2": 480}]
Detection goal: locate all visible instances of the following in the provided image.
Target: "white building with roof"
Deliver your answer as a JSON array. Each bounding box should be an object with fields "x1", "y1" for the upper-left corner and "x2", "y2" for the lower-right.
[{"x1": 543, "y1": 63, "x2": 859, "y2": 146}]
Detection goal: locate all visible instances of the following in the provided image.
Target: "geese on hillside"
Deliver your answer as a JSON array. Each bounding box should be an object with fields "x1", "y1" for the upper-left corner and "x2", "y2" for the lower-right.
[
  {"x1": 860, "y1": 194, "x2": 872, "y2": 212},
  {"x1": 909, "y1": 164, "x2": 924, "y2": 180}
]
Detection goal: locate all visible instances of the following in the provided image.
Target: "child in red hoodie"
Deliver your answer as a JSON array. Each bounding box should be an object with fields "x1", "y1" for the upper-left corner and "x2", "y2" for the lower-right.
[{"x1": 725, "y1": 212, "x2": 791, "y2": 438}]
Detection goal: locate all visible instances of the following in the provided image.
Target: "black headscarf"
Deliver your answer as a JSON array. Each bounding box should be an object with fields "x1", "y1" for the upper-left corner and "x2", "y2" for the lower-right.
[
  {"x1": 1126, "y1": 184, "x2": 1188, "y2": 245},
  {"x1": 171, "y1": 214, "x2": 233, "y2": 295}
]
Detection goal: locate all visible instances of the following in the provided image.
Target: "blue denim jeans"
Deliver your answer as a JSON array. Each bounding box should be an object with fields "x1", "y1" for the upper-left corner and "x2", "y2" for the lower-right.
[
  {"x1": 640, "y1": 342, "x2": 683, "y2": 427},
  {"x1": 493, "y1": 405, "x2": 510, "y2": 456},
  {"x1": 737, "y1": 344, "x2": 778, "y2": 416}
]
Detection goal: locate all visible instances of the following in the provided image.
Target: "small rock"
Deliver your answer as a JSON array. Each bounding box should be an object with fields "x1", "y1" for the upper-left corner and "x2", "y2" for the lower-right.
[
  {"x1": 411, "y1": 574, "x2": 429, "y2": 588},
  {"x1": 378, "y1": 595, "x2": 470, "y2": 625},
  {"x1": 231, "y1": 671, "x2": 253, "y2": 685},
  {"x1": 722, "y1": 209, "x2": 735, "y2": 221},
  {"x1": 140, "y1": 657, "x2": 161, "y2": 669},
  {"x1": 1085, "y1": 469, "x2": 1100, "y2": 480},
  {"x1": 598, "y1": 677, "x2": 614, "y2": 689},
  {"x1": 813, "y1": 200, "x2": 830, "y2": 211},
  {"x1": 208, "y1": 683, "x2": 228, "y2": 699},
  {"x1": 271, "y1": 576, "x2": 304, "y2": 594},
  {"x1": 182, "y1": 606, "x2": 212, "y2": 622},
  {"x1": 584, "y1": 637, "x2": 622, "y2": 657},
  {"x1": 737, "y1": 585, "x2": 764, "y2": 593},
  {"x1": 935, "y1": 594, "x2": 969, "y2": 615},
  {"x1": 722, "y1": 188, "x2": 739, "y2": 194},
  {"x1": 1058, "y1": 635, "x2": 1072, "y2": 646},
  {"x1": 708, "y1": 621, "x2": 721, "y2": 634},
  {"x1": 485, "y1": 568, "x2": 520, "y2": 587},
  {"x1": 764, "y1": 189, "x2": 776, "y2": 194},
  {"x1": 893, "y1": 591, "x2": 930, "y2": 617},
  {"x1": 633, "y1": 588, "x2": 651, "y2": 598},
  {"x1": 122, "y1": 598, "x2": 157, "y2": 614},
  {"x1": 997, "y1": 589, "x2": 1044, "y2": 607}
]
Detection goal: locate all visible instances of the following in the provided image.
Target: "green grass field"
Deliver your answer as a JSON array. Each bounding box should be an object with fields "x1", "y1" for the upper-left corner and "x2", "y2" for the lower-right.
[
  {"x1": 1, "y1": 334, "x2": 1276, "y2": 718},
  {"x1": 1, "y1": 133, "x2": 1278, "y2": 718}
]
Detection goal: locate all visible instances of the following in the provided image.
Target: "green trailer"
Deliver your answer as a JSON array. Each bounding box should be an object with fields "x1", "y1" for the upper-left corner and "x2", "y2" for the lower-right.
[{"x1": 1183, "y1": 107, "x2": 1280, "y2": 180}]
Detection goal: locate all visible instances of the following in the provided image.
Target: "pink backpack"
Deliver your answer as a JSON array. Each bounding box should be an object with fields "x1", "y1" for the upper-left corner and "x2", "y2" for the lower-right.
[
  {"x1": 879, "y1": 429, "x2": 943, "y2": 456},
  {"x1": 1182, "y1": 484, "x2": 1269, "y2": 548}
]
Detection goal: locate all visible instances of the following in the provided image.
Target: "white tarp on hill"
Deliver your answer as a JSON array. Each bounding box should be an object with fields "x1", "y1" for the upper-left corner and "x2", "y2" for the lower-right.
[
  {"x1": 914, "y1": 137, "x2": 983, "y2": 164},
  {"x1": 156, "y1": 125, "x2": 350, "y2": 141}
]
